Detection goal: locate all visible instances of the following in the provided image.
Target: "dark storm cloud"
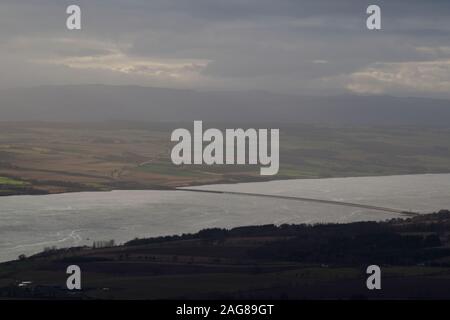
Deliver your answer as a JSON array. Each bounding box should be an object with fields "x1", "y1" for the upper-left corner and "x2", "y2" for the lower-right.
[{"x1": 0, "y1": 0, "x2": 450, "y2": 96}]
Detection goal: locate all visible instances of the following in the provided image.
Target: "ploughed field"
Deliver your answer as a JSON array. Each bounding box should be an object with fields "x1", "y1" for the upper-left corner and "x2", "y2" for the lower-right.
[{"x1": 1, "y1": 122, "x2": 450, "y2": 195}]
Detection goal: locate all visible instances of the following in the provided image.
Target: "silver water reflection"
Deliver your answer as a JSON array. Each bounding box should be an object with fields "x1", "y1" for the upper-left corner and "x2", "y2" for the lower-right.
[{"x1": 1, "y1": 174, "x2": 450, "y2": 262}]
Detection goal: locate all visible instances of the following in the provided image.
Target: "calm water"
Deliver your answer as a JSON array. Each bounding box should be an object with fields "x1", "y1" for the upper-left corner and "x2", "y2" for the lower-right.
[{"x1": 1, "y1": 174, "x2": 450, "y2": 262}]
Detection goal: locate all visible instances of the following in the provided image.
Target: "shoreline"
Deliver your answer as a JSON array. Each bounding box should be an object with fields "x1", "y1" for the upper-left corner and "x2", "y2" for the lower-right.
[
  {"x1": 1, "y1": 171, "x2": 450, "y2": 198},
  {"x1": 2, "y1": 210, "x2": 424, "y2": 265},
  {"x1": 1, "y1": 173, "x2": 449, "y2": 263}
]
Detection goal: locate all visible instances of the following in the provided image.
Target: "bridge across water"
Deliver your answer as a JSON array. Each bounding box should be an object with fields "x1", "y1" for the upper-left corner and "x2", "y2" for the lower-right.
[{"x1": 178, "y1": 188, "x2": 420, "y2": 216}]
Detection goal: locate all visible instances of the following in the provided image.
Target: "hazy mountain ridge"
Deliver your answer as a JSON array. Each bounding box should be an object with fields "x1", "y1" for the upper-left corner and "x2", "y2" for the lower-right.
[{"x1": 1, "y1": 85, "x2": 450, "y2": 125}]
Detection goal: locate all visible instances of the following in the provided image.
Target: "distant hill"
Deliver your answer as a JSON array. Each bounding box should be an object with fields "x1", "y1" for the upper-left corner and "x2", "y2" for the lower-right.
[{"x1": 1, "y1": 85, "x2": 450, "y2": 125}]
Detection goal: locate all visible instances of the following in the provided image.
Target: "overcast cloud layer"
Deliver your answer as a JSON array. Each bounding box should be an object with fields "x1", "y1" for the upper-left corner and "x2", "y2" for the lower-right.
[{"x1": 1, "y1": 0, "x2": 450, "y2": 97}]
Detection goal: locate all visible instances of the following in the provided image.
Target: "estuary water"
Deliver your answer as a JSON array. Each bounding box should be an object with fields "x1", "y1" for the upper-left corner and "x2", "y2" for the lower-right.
[{"x1": 1, "y1": 173, "x2": 450, "y2": 262}]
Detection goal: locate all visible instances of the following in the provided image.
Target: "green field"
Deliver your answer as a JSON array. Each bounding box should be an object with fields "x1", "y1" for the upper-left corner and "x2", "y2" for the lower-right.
[{"x1": 0, "y1": 176, "x2": 27, "y2": 186}]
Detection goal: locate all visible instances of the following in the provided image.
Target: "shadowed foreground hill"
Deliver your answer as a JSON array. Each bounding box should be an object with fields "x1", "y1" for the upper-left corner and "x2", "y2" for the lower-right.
[{"x1": 1, "y1": 210, "x2": 450, "y2": 300}]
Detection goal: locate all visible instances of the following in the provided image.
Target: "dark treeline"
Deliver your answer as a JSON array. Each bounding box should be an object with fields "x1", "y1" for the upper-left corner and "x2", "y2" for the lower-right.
[{"x1": 125, "y1": 210, "x2": 450, "y2": 266}]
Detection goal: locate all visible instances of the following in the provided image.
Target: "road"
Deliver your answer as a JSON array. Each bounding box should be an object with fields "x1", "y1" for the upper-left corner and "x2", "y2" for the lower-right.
[{"x1": 178, "y1": 188, "x2": 420, "y2": 216}]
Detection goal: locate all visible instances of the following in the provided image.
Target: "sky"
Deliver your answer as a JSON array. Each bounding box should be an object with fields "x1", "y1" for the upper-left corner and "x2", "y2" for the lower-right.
[{"x1": 1, "y1": 0, "x2": 450, "y2": 97}]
